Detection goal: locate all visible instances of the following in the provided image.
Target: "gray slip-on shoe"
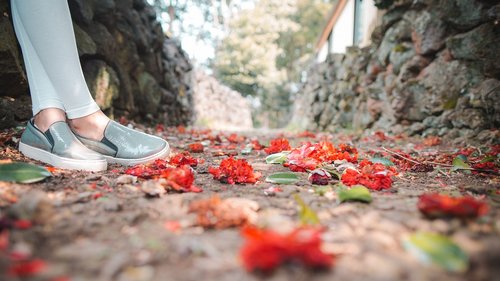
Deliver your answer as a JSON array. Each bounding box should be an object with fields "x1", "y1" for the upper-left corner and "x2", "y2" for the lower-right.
[
  {"x1": 75, "y1": 120, "x2": 170, "y2": 166},
  {"x1": 18, "y1": 120, "x2": 107, "y2": 172}
]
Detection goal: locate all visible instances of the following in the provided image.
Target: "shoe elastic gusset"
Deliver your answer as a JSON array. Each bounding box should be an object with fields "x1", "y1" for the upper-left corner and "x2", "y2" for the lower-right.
[
  {"x1": 18, "y1": 120, "x2": 107, "y2": 171},
  {"x1": 75, "y1": 120, "x2": 170, "y2": 166}
]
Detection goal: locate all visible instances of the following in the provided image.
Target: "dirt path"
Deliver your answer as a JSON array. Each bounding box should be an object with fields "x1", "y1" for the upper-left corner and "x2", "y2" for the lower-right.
[{"x1": 0, "y1": 125, "x2": 499, "y2": 281}]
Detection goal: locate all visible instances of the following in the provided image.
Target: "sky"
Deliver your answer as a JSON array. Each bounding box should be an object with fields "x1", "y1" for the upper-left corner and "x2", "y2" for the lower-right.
[{"x1": 147, "y1": 0, "x2": 255, "y2": 68}]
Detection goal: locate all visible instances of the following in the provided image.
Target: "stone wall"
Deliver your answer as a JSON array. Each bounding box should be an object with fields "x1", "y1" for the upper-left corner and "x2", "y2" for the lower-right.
[
  {"x1": 193, "y1": 70, "x2": 253, "y2": 130},
  {"x1": 292, "y1": 0, "x2": 499, "y2": 143},
  {"x1": 0, "y1": 0, "x2": 193, "y2": 129}
]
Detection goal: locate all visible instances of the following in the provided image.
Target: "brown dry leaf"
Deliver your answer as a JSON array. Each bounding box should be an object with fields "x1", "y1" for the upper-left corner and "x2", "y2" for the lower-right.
[
  {"x1": 188, "y1": 196, "x2": 259, "y2": 229},
  {"x1": 0, "y1": 181, "x2": 18, "y2": 207}
]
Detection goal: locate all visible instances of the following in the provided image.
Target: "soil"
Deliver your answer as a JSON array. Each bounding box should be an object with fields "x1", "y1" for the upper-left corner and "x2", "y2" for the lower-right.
[{"x1": 0, "y1": 124, "x2": 499, "y2": 281}]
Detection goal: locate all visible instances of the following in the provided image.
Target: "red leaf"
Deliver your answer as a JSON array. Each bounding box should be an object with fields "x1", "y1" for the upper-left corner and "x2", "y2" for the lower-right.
[
  {"x1": 250, "y1": 139, "x2": 264, "y2": 150},
  {"x1": 8, "y1": 259, "x2": 46, "y2": 277},
  {"x1": 264, "y1": 138, "x2": 291, "y2": 155},
  {"x1": 188, "y1": 142, "x2": 204, "y2": 153},
  {"x1": 240, "y1": 226, "x2": 334, "y2": 273},
  {"x1": 160, "y1": 165, "x2": 202, "y2": 193},
  {"x1": 13, "y1": 220, "x2": 32, "y2": 230},
  {"x1": 0, "y1": 230, "x2": 9, "y2": 251},
  {"x1": 423, "y1": 136, "x2": 441, "y2": 146},
  {"x1": 418, "y1": 193, "x2": 489, "y2": 218},
  {"x1": 169, "y1": 152, "x2": 199, "y2": 167},
  {"x1": 341, "y1": 160, "x2": 395, "y2": 190},
  {"x1": 209, "y1": 157, "x2": 261, "y2": 184},
  {"x1": 286, "y1": 141, "x2": 358, "y2": 172}
]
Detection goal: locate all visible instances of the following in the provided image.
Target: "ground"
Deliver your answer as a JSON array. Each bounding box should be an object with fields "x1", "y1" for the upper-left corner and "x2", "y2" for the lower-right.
[{"x1": 0, "y1": 123, "x2": 499, "y2": 281}]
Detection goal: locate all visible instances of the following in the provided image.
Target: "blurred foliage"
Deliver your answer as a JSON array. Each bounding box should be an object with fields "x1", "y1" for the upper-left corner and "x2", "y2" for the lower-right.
[
  {"x1": 150, "y1": 0, "x2": 333, "y2": 128},
  {"x1": 213, "y1": 0, "x2": 332, "y2": 127}
]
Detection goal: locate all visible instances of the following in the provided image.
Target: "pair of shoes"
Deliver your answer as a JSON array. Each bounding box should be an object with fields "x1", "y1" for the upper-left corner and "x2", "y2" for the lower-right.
[{"x1": 18, "y1": 120, "x2": 169, "y2": 172}]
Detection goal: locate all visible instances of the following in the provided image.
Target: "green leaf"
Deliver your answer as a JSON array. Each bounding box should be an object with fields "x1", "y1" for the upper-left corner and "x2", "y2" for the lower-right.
[
  {"x1": 337, "y1": 185, "x2": 372, "y2": 203},
  {"x1": 452, "y1": 156, "x2": 471, "y2": 174},
  {"x1": 241, "y1": 144, "x2": 253, "y2": 155},
  {"x1": 370, "y1": 157, "x2": 395, "y2": 166},
  {"x1": 403, "y1": 232, "x2": 468, "y2": 272},
  {"x1": 480, "y1": 155, "x2": 497, "y2": 163},
  {"x1": 315, "y1": 185, "x2": 333, "y2": 196},
  {"x1": 265, "y1": 152, "x2": 289, "y2": 164},
  {"x1": 319, "y1": 164, "x2": 341, "y2": 179},
  {"x1": 294, "y1": 194, "x2": 320, "y2": 225},
  {"x1": 265, "y1": 172, "x2": 299, "y2": 184},
  {"x1": 0, "y1": 162, "x2": 51, "y2": 184}
]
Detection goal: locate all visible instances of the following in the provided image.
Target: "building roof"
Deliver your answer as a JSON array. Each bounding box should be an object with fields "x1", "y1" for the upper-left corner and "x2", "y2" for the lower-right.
[{"x1": 315, "y1": 0, "x2": 348, "y2": 52}]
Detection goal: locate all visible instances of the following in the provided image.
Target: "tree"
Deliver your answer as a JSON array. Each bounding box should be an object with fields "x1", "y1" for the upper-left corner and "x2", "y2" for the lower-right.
[{"x1": 213, "y1": 0, "x2": 332, "y2": 127}]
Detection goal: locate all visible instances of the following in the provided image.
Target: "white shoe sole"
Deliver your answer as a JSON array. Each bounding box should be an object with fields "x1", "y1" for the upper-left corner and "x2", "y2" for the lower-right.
[
  {"x1": 104, "y1": 142, "x2": 170, "y2": 166},
  {"x1": 19, "y1": 142, "x2": 107, "y2": 172}
]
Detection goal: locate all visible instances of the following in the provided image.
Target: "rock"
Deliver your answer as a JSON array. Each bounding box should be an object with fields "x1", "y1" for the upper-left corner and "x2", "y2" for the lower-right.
[
  {"x1": 74, "y1": 24, "x2": 97, "y2": 56},
  {"x1": 291, "y1": 0, "x2": 498, "y2": 141},
  {"x1": 388, "y1": 42, "x2": 415, "y2": 74},
  {"x1": 474, "y1": 79, "x2": 500, "y2": 127},
  {"x1": 0, "y1": 0, "x2": 194, "y2": 127},
  {"x1": 102, "y1": 198, "x2": 122, "y2": 212},
  {"x1": 391, "y1": 81, "x2": 428, "y2": 122},
  {"x1": 448, "y1": 108, "x2": 489, "y2": 130},
  {"x1": 0, "y1": 2, "x2": 28, "y2": 99},
  {"x1": 376, "y1": 19, "x2": 412, "y2": 64},
  {"x1": 137, "y1": 72, "x2": 161, "y2": 114},
  {"x1": 82, "y1": 60, "x2": 120, "y2": 111},
  {"x1": 68, "y1": 0, "x2": 94, "y2": 24},
  {"x1": 193, "y1": 70, "x2": 253, "y2": 130},
  {"x1": 411, "y1": 11, "x2": 449, "y2": 55},
  {"x1": 437, "y1": 0, "x2": 492, "y2": 30},
  {"x1": 419, "y1": 55, "x2": 483, "y2": 114},
  {"x1": 8, "y1": 191, "x2": 54, "y2": 224},
  {"x1": 446, "y1": 22, "x2": 500, "y2": 77},
  {"x1": 0, "y1": 95, "x2": 31, "y2": 129}
]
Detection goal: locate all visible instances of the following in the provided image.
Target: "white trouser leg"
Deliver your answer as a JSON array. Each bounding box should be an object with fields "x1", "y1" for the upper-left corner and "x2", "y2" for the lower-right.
[{"x1": 11, "y1": 0, "x2": 100, "y2": 119}]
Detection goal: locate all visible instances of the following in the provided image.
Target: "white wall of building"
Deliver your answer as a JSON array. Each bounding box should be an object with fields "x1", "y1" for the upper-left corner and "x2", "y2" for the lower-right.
[
  {"x1": 329, "y1": 0, "x2": 355, "y2": 54},
  {"x1": 359, "y1": 0, "x2": 382, "y2": 47}
]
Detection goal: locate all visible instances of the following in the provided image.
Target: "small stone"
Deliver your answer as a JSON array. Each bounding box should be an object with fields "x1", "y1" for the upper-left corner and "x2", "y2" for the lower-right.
[
  {"x1": 102, "y1": 198, "x2": 122, "y2": 212},
  {"x1": 140, "y1": 180, "x2": 166, "y2": 197},
  {"x1": 115, "y1": 175, "x2": 137, "y2": 185},
  {"x1": 117, "y1": 266, "x2": 155, "y2": 281},
  {"x1": 9, "y1": 191, "x2": 53, "y2": 224}
]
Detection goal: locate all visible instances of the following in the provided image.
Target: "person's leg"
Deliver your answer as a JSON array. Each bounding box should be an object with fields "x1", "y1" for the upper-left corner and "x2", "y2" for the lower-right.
[
  {"x1": 11, "y1": 0, "x2": 67, "y2": 131},
  {"x1": 11, "y1": 0, "x2": 101, "y2": 120},
  {"x1": 11, "y1": 0, "x2": 107, "y2": 171},
  {"x1": 12, "y1": 0, "x2": 169, "y2": 165}
]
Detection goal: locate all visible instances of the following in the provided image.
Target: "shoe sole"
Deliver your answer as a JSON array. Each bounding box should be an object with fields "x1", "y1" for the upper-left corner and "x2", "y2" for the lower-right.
[
  {"x1": 104, "y1": 142, "x2": 170, "y2": 166},
  {"x1": 19, "y1": 142, "x2": 107, "y2": 172}
]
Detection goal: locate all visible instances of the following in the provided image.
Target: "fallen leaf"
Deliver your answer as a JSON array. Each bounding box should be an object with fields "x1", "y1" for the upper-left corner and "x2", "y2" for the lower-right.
[
  {"x1": 188, "y1": 196, "x2": 258, "y2": 229},
  {"x1": 337, "y1": 185, "x2": 372, "y2": 203},
  {"x1": 294, "y1": 194, "x2": 320, "y2": 225},
  {"x1": 370, "y1": 157, "x2": 394, "y2": 166},
  {"x1": 209, "y1": 157, "x2": 261, "y2": 184},
  {"x1": 452, "y1": 156, "x2": 471, "y2": 174},
  {"x1": 403, "y1": 232, "x2": 468, "y2": 272},
  {"x1": 417, "y1": 193, "x2": 488, "y2": 218},
  {"x1": 266, "y1": 152, "x2": 289, "y2": 164},
  {"x1": 0, "y1": 162, "x2": 51, "y2": 184},
  {"x1": 240, "y1": 226, "x2": 334, "y2": 272},
  {"x1": 264, "y1": 138, "x2": 291, "y2": 155},
  {"x1": 265, "y1": 172, "x2": 299, "y2": 184}
]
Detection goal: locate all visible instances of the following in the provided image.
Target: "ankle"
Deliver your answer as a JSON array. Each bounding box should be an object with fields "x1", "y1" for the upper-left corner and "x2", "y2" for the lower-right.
[
  {"x1": 68, "y1": 111, "x2": 109, "y2": 141},
  {"x1": 34, "y1": 108, "x2": 66, "y2": 132}
]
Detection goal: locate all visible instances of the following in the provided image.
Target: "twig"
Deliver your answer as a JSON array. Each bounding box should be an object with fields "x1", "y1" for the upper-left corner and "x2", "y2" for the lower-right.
[
  {"x1": 380, "y1": 147, "x2": 498, "y2": 174},
  {"x1": 381, "y1": 147, "x2": 421, "y2": 165}
]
